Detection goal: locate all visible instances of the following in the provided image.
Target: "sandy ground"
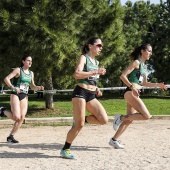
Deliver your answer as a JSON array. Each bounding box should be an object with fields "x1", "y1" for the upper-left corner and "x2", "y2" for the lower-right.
[{"x1": 0, "y1": 119, "x2": 170, "y2": 170}]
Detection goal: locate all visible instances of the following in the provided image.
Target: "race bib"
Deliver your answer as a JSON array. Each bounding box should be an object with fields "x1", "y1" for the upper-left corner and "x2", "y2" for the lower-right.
[
  {"x1": 139, "y1": 75, "x2": 144, "y2": 84},
  {"x1": 88, "y1": 68, "x2": 99, "y2": 80},
  {"x1": 88, "y1": 74, "x2": 99, "y2": 80},
  {"x1": 20, "y1": 83, "x2": 29, "y2": 94}
]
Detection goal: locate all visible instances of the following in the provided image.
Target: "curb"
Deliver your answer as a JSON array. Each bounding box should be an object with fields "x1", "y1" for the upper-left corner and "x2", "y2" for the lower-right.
[
  {"x1": 0, "y1": 115, "x2": 170, "y2": 125},
  {"x1": 0, "y1": 117, "x2": 74, "y2": 125},
  {"x1": 151, "y1": 115, "x2": 170, "y2": 120}
]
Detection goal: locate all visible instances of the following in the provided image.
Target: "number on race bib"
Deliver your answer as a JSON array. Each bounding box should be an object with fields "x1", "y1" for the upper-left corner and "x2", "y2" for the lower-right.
[{"x1": 20, "y1": 83, "x2": 29, "y2": 94}]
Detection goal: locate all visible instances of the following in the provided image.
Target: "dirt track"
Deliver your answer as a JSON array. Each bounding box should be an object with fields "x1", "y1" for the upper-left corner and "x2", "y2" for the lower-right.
[{"x1": 0, "y1": 120, "x2": 170, "y2": 170}]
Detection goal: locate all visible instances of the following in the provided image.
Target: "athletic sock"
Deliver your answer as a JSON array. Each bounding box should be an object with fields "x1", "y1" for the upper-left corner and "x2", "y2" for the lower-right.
[
  {"x1": 62, "y1": 141, "x2": 71, "y2": 150},
  {"x1": 85, "y1": 116, "x2": 88, "y2": 123},
  {"x1": 0, "y1": 107, "x2": 6, "y2": 117},
  {"x1": 112, "y1": 138, "x2": 117, "y2": 141}
]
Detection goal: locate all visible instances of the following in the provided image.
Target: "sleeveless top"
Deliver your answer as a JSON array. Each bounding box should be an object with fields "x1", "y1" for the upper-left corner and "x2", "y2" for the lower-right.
[
  {"x1": 129, "y1": 59, "x2": 147, "y2": 85},
  {"x1": 78, "y1": 54, "x2": 99, "y2": 86},
  {"x1": 12, "y1": 67, "x2": 32, "y2": 94}
]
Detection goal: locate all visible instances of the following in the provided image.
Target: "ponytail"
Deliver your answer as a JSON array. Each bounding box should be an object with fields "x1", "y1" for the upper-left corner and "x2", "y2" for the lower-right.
[
  {"x1": 130, "y1": 43, "x2": 151, "y2": 60},
  {"x1": 81, "y1": 37, "x2": 100, "y2": 54}
]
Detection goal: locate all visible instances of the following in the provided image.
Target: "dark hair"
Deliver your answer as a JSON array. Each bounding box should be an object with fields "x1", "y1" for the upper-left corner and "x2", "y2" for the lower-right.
[
  {"x1": 130, "y1": 43, "x2": 151, "y2": 60},
  {"x1": 81, "y1": 37, "x2": 100, "y2": 54},
  {"x1": 20, "y1": 54, "x2": 31, "y2": 67}
]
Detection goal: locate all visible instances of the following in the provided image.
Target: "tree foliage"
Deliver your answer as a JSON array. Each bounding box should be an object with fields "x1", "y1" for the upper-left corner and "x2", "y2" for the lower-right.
[
  {"x1": 0, "y1": 0, "x2": 125, "y2": 89},
  {"x1": 0, "y1": 0, "x2": 169, "y2": 96},
  {"x1": 147, "y1": 0, "x2": 170, "y2": 83}
]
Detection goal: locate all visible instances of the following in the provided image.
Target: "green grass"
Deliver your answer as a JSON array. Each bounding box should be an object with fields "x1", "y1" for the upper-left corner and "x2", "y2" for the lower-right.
[{"x1": 0, "y1": 94, "x2": 170, "y2": 118}]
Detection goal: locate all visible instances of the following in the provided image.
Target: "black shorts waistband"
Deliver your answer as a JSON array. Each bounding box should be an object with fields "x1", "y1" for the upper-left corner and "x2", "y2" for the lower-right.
[
  {"x1": 11, "y1": 92, "x2": 28, "y2": 101},
  {"x1": 72, "y1": 85, "x2": 96, "y2": 102}
]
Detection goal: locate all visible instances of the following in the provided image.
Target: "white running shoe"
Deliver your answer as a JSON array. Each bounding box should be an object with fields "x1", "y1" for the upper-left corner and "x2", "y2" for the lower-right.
[
  {"x1": 109, "y1": 138, "x2": 124, "y2": 149},
  {"x1": 113, "y1": 114, "x2": 122, "y2": 131}
]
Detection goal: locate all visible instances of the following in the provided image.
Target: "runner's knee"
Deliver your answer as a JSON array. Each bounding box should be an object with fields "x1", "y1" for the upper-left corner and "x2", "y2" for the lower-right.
[
  {"x1": 143, "y1": 114, "x2": 152, "y2": 120},
  {"x1": 12, "y1": 115, "x2": 20, "y2": 121},
  {"x1": 99, "y1": 117, "x2": 108, "y2": 125},
  {"x1": 20, "y1": 115, "x2": 25, "y2": 122},
  {"x1": 75, "y1": 121, "x2": 85, "y2": 130},
  {"x1": 13, "y1": 114, "x2": 25, "y2": 122}
]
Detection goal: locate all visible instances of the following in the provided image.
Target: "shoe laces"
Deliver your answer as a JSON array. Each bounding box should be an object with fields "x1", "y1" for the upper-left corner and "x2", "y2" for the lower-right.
[{"x1": 65, "y1": 149, "x2": 71, "y2": 154}]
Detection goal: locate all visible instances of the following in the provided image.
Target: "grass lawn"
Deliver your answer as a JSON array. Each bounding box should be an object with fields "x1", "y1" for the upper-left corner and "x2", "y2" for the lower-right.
[{"x1": 0, "y1": 94, "x2": 170, "y2": 118}]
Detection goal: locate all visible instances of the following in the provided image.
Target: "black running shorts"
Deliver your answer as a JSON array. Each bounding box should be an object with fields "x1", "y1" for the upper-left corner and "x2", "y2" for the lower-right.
[
  {"x1": 72, "y1": 85, "x2": 96, "y2": 102},
  {"x1": 11, "y1": 92, "x2": 27, "y2": 101}
]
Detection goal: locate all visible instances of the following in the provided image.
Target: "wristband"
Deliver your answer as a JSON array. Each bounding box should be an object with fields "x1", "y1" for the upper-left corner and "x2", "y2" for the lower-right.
[
  {"x1": 130, "y1": 85, "x2": 135, "y2": 90},
  {"x1": 10, "y1": 85, "x2": 14, "y2": 90}
]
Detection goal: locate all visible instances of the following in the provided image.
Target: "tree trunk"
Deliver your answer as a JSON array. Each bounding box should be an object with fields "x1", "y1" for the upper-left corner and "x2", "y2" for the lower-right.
[
  {"x1": 45, "y1": 76, "x2": 54, "y2": 109},
  {"x1": 45, "y1": 93, "x2": 54, "y2": 109}
]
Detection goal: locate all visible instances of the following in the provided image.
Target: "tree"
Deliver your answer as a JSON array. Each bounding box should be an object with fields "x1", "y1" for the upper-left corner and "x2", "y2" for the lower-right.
[
  {"x1": 0, "y1": 0, "x2": 126, "y2": 98},
  {"x1": 81, "y1": 0, "x2": 125, "y2": 88},
  {"x1": 0, "y1": 0, "x2": 79, "y2": 108},
  {"x1": 146, "y1": 0, "x2": 170, "y2": 83}
]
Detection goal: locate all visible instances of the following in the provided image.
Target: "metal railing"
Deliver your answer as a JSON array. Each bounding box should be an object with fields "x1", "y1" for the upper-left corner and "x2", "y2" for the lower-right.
[{"x1": 1, "y1": 85, "x2": 170, "y2": 94}]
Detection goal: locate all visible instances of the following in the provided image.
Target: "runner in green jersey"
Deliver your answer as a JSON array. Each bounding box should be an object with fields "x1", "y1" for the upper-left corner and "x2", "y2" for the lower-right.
[
  {"x1": 109, "y1": 44, "x2": 167, "y2": 149},
  {"x1": 0, "y1": 54, "x2": 44, "y2": 143},
  {"x1": 60, "y1": 37, "x2": 107, "y2": 159}
]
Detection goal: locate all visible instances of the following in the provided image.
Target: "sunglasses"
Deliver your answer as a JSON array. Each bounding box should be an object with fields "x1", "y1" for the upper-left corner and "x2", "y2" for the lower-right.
[
  {"x1": 146, "y1": 49, "x2": 152, "y2": 53},
  {"x1": 94, "y1": 44, "x2": 103, "y2": 48}
]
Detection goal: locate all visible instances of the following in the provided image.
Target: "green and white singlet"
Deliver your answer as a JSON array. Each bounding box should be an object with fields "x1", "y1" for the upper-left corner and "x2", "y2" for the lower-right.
[
  {"x1": 129, "y1": 59, "x2": 147, "y2": 85},
  {"x1": 12, "y1": 67, "x2": 32, "y2": 94},
  {"x1": 78, "y1": 54, "x2": 99, "y2": 86}
]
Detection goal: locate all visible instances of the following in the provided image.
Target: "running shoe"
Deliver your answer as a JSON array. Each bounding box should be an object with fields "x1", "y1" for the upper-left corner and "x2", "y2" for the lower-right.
[
  {"x1": 0, "y1": 107, "x2": 6, "y2": 117},
  {"x1": 60, "y1": 149, "x2": 74, "y2": 159},
  {"x1": 109, "y1": 138, "x2": 124, "y2": 149},
  {"x1": 7, "y1": 135, "x2": 19, "y2": 143},
  {"x1": 113, "y1": 114, "x2": 122, "y2": 131}
]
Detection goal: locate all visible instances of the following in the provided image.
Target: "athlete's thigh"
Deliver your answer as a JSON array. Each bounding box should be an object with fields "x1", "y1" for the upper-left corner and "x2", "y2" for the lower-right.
[
  {"x1": 86, "y1": 98, "x2": 107, "y2": 120},
  {"x1": 72, "y1": 97, "x2": 86, "y2": 123},
  {"x1": 10, "y1": 94, "x2": 20, "y2": 116},
  {"x1": 20, "y1": 96, "x2": 28, "y2": 117},
  {"x1": 126, "y1": 102, "x2": 138, "y2": 115},
  {"x1": 124, "y1": 92, "x2": 150, "y2": 116}
]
